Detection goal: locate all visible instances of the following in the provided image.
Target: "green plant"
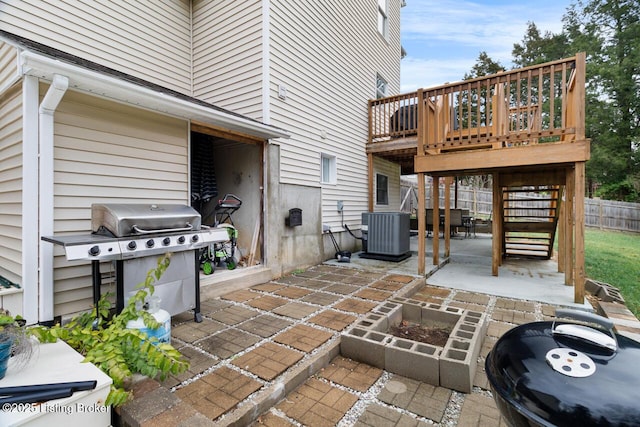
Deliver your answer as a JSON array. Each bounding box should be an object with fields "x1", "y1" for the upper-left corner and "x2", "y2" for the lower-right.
[
  {"x1": 29, "y1": 253, "x2": 189, "y2": 407},
  {"x1": 0, "y1": 310, "x2": 25, "y2": 337},
  {"x1": 0, "y1": 309, "x2": 33, "y2": 378}
]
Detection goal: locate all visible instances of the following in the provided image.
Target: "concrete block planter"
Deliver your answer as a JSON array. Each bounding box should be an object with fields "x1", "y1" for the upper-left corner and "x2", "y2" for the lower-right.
[
  {"x1": 385, "y1": 338, "x2": 441, "y2": 385},
  {"x1": 340, "y1": 327, "x2": 391, "y2": 369},
  {"x1": 341, "y1": 301, "x2": 486, "y2": 393}
]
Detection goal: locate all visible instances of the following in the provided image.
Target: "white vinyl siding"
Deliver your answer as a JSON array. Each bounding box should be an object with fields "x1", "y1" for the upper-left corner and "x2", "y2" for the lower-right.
[
  {"x1": 0, "y1": 42, "x2": 18, "y2": 89},
  {"x1": 269, "y1": 0, "x2": 401, "y2": 227},
  {"x1": 51, "y1": 89, "x2": 189, "y2": 316},
  {"x1": 192, "y1": 0, "x2": 264, "y2": 119},
  {"x1": 373, "y1": 156, "x2": 401, "y2": 212},
  {"x1": 0, "y1": 85, "x2": 22, "y2": 285},
  {"x1": 0, "y1": 0, "x2": 192, "y2": 94}
]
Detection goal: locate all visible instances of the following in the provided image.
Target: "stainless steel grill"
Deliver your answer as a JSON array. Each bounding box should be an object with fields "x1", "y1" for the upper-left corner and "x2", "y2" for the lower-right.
[{"x1": 43, "y1": 203, "x2": 228, "y2": 321}]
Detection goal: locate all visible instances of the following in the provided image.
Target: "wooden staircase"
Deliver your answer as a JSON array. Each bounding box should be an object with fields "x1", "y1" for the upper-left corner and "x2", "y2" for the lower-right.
[{"x1": 502, "y1": 186, "x2": 561, "y2": 259}]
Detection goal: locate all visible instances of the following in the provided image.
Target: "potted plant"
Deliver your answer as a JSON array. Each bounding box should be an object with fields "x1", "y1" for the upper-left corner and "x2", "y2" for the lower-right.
[{"x1": 0, "y1": 309, "x2": 28, "y2": 379}]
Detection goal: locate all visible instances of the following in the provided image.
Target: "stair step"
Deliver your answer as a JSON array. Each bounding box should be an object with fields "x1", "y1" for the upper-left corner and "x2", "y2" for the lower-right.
[
  {"x1": 505, "y1": 244, "x2": 550, "y2": 250},
  {"x1": 505, "y1": 248, "x2": 550, "y2": 259},
  {"x1": 505, "y1": 240, "x2": 550, "y2": 247},
  {"x1": 502, "y1": 197, "x2": 558, "y2": 202},
  {"x1": 503, "y1": 222, "x2": 556, "y2": 232}
]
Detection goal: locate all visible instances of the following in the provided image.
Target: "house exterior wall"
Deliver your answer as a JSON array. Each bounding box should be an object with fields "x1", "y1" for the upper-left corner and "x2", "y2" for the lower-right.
[
  {"x1": 0, "y1": 0, "x2": 193, "y2": 94},
  {"x1": 268, "y1": 0, "x2": 402, "y2": 230},
  {"x1": 51, "y1": 89, "x2": 189, "y2": 316},
  {"x1": 191, "y1": 0, "x2": 264, "y2": 119},
  {"x1": 0, "y1": 84, "x2": 22, "y2": 285},
  {"x1": 373, "y1": 156, "x2": 402, "y2": 212},
  {"x1": 0, "y1": 0, "x2": 404, "y2": 316},
  {"x1": 0, "y1": 40, "x2": 18, "y2": 88}
]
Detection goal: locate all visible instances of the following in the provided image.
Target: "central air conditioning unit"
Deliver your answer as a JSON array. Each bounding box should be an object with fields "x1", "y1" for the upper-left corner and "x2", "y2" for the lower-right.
[{"x1": 360, "y1": 212, "x2": 411, "y2": 261}]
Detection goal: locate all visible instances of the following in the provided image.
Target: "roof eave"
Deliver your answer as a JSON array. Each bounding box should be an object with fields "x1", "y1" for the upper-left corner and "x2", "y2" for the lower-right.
[{"x1": 19, "y1": 50, "x2": 289, "y2": 140}]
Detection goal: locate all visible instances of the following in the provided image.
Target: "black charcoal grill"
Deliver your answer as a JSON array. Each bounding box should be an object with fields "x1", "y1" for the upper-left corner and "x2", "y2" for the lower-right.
[
  {"x1": 43, "y1": 203, "x2": 228, "y2": 322},
  {"x1": 485, "y1": 309, "x2": 640, "y2": 427}
]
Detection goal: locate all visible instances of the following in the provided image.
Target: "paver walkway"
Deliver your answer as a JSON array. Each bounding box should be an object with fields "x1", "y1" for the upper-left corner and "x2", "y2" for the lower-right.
[{"x1": 116, "y1": 263, "x2": 639, "y2": 427}]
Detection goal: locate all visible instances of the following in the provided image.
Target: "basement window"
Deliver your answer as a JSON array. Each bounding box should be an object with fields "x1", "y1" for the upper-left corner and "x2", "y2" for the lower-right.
[
  {"x1": 321, "y1": 153, "x2": 337, "y2": 184},
  {"x1": 376, "y1": 173, "x2": 389, "y2": 205}
]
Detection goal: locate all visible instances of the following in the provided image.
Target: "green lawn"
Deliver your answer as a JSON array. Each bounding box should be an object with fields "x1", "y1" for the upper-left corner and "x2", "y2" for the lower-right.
[{"x1": 584, "y1": 228, "x2": 640, "y2": 317}]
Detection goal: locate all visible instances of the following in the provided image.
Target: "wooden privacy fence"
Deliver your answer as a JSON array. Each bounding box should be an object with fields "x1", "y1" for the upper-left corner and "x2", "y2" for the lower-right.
[{"x1": 400, "y1": 182, "x2": 640, "y2": 233}]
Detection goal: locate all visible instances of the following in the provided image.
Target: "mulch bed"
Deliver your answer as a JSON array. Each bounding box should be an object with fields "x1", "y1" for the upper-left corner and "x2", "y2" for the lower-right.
[{"x1": 389, "y1": 320, "x2": 451, "y2": 347}]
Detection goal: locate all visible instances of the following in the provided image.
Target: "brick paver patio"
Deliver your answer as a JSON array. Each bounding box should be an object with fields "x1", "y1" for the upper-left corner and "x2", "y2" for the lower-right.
[
  {"x1": 308, "y1": 309, "x2": 357, "y2": 331},
  {"x1": 237, "y1": 314, "x2": 292, "y2": 337},
  {"x1": 319, "y1": 355, "x2": 382, "y2": 392},
  {"x1": 333, "y1": 298, "x2": 378, "y2": 314},
  {"x1": 377, "y1": 375, "x2": 452, "y2": 422},
  {"x1": 231, "y1": 342, "x2": 303, "y2": 380},
  {"x1": 119, "y1": 262, "x2": 635, "y2": 427},
  {"x1": 197, "y1": 329, "x2": 261, "y2": 359},
  {"x1": 354, "y1": 403, "x2": 432, "y2": 427},
  {"x1": 274, "y1": 324, "x2": 333, "y2": 352},
  {"x1": 272, "y1": 301, "x2": 320, "y2": 319},
  {"x1": 175, "y1": 366, "x2": 262, "y2": 421},
  {"x1": 275, "y1": 378, "x2": 358, "y2": 427},
  {"x1": 457, "y1": 392, "x2": 509, "y2": 427}
]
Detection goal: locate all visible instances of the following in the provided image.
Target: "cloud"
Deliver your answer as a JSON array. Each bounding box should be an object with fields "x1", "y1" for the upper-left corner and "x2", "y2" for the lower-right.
[
  {"x1": 400, "y1": 0, "x2": 570, "y2": 90},
  {"x1": 400, "y1": 56, "x2": 476, "y2": 92}
]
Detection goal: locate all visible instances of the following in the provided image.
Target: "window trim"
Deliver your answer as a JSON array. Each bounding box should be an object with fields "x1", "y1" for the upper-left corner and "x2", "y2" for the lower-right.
[
  {"x1": 321, "y1": 153, "x2": 337, "y2": 185},
  {"x1": 377, "y1": 0, "x2": 389, "y2": 39},
  {"x1": 376, "y1": 73, "x2": 388, "y2": 99}
]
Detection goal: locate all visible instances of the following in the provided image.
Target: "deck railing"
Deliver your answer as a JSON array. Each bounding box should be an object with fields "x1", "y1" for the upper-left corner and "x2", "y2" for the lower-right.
[{"x1": 368, "y1": 54, "x2": 585, "y2": 155}]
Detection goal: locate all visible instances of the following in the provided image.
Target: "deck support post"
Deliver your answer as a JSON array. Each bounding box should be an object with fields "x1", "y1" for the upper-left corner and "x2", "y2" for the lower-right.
[
  {"x1": 417, "y1": 172, "x2": 426, "y2": 275},
  {"x1": 444, "y1": 177, "x2": 451, "y2": 258},
  {"x1": 574, "y1": 162, "x2": 586, "y2": 303},
  {"x1": 557, "y1": 186, "x2": 565, "y2": 273},
  {"x1": 492, "y1": 173, "x2": 502, "y2": 276},
  {"x1": 432, "y1": 175, "x2": 440, "y2": 265},
  {"x1": 565, "y1": 166, "x2": 575, "y2": 286}
]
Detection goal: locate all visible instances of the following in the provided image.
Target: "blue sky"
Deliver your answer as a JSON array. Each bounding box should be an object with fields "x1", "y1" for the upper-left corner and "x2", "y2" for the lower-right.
[{"x1": 400, "y1": 0, "x2": 573, "y2": 91}]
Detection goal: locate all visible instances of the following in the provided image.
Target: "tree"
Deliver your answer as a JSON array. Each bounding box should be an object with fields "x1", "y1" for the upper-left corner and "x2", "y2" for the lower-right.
[
  {"x1": 563, "y1": 0, "x2": 640, "y2": 200},
  {"x1": 512, "y1": 22, "x2": 571, "y2": 67},
  {"x1": 463, "y1": 51, "x2": 504, "y2": 80}
]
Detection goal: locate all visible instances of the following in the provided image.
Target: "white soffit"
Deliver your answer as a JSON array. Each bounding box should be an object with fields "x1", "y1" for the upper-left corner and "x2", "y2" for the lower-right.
[{"x1": 19, "y1": 50, "x2": 289, "y2": 140}]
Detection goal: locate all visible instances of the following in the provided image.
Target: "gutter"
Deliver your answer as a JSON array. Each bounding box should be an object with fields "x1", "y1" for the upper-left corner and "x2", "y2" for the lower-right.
[
  {"x1": 19, "y1": 51, "x2": 289, "y2": 140},
  {"x1": 38, "y1": 74, "x2": 69, "y2": 323}
]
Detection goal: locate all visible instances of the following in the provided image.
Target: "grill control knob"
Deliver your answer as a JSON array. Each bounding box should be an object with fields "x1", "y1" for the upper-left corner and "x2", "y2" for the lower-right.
[
  {"x1": 146, "y1": 239, "x2": 155, "y2": 248},
  {"x1": 89, "y1": 245, "x2": 100, "y2": 257},
  {"x1": 162, "y1": 237, "x2": 171, "y2": 246},
  {"x1": 191, "y1": 235, "x2": 199, "y2": 243},
  {"x1": 127, "y1": 241, "x2": 137, "y2": 250},
  {"x1": 177, "y1": 236, "x2": 185, "y2": 244}
]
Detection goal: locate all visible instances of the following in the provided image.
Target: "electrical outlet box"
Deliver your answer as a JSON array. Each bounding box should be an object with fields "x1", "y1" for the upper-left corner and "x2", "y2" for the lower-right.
[{"x1": 337, "y1": 201, "x2": 344, "y2": 212}]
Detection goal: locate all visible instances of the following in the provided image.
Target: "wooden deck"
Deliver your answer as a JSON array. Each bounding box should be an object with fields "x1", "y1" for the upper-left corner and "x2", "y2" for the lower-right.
[{"x1": 366, "y1": 54, "x2": 589, "y2": 303}]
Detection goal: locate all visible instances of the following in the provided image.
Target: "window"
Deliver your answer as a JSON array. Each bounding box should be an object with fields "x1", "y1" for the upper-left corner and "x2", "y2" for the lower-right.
[
  {"x1": 321, "y1": 153, "x2": 337, "y2": 184},
  {"x1": 376, "y1": 73, "x2": 388, "y2": 99},
  {"x1": 377, "y1": 0, "x2": 388, "y2": 38},
  {"x1": 376, "y1": 173, "x2": 388, "y2": 205}
]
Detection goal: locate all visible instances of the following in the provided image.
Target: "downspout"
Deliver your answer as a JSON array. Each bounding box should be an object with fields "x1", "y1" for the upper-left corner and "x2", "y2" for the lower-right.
[
  {"x1": 22, "y1": 75, "x2": 39, "y2": 324},
  {"x1": 38, "y1": 74, "x2": 68, "y2": 323}
]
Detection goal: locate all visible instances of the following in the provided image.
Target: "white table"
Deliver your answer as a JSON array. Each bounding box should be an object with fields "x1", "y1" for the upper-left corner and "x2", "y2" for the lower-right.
[{"x1": 0, "y1": 340, "x2": 112, "y2": 427}]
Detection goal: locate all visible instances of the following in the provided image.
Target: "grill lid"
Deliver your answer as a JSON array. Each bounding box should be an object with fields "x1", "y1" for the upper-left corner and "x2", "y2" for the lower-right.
[
  {"x1": 92, "y1": 203, "x2": 202, "y2": 237},
  {"x1": 485, "y1": 314, "x2": 640, "y2": 427}
]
